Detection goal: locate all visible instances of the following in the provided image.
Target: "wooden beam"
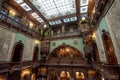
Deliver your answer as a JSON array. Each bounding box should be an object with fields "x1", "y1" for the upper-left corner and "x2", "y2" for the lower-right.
[
  {"x1": 24, "y1": 0, "x2": 48, "y2": 23},
  {"x1": 47, "y1": 14, "x2": 77, "y2": 22},
  {"x1": 76, "y1": 0, "x2": 80, "y2": 16}
]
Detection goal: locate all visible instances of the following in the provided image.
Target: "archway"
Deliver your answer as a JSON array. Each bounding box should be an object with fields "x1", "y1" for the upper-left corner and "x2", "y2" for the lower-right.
[
  {"x1": 12, "y1": 42, "x2": 24, "y2": 62},
  {"x1": 88, "y1": 70, "x2": 102, "y2": 80},
  {"x1": 75, "y1": 72, "x2": 85, "y2": 80},
  {"x1": 50, "y1": 45, "x2": 83, "y2": 58},
  {"x1": 31, "y1": 73, "x2": 36, "y2": 80},
  {"x1": 33, "y1": 44, "x2": 39, "y2": 61},
  {"x1": 60, "y1": 71, "x2": 71, "y2": 80},
  {"x1": 92, "y1": 41, "x2": 100, "y2": 62},
  {"x1": 102, "y1": 30, "x2": 118, "y2": 64},
  {"x1": 48, "y1": 70, "x2": 57, "y2": 80}
]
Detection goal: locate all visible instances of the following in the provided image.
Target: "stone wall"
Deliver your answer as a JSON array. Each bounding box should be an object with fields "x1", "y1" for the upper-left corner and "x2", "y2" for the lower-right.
[
  {"x1": 0, "y1": 27, "x2": 15, "y2": 61},
  {"x1": 105, "y1": 0, "x2": 120, "y2": 64},
  {"x1": 95, "y1": 29, "x2": 106, "y2": 62}
]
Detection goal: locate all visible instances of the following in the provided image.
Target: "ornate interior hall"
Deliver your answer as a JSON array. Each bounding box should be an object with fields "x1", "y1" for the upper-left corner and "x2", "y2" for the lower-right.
[{"x1": 0, "y1": 0, "x2": 120, "y2": 80}]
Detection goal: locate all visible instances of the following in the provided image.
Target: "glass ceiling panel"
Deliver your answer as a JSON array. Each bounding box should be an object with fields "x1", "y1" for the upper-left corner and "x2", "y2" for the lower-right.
[
  {"x1": 31, "y1": 12, "x2": 39, "y2": 18},
  {"x1": 63, "y1": 18, "x2": 70, "y2": 23},
  {"x1": 37, "y1": 18, "x2": 44, "y2": 23},
  {"x1": 49, "y1": 21, "x2": 56, "y2": 25},
  {"x1": 80, "y1": 0, "x2": 89, "y2": 6},
  {"x1": 70, "y1": 16, "x2": 77, "y2": 21},
  {"x1": 30, "y1": 0, "x2": 76, "y2": 19},
  {"x1": 20, "y1": 3, "x2": 32, "y2": 11},
  {"x1": 80, "y1": 6, "x2": 88, "y2": 13},
  {"x1": 55, "y1": 20, "x2": 62, "y2": 24},
  {"x1": 14, "y1": 0, "x2": 23, "y2": 4}
]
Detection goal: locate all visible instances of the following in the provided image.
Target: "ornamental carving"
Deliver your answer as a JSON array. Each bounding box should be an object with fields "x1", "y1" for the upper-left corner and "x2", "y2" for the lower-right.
[
  {"x1": 52, "y1": 42, "x2": 56, "y2": 46},
  {"x1": 73, "y1": 40, "x2": 78, "y2": 45}
]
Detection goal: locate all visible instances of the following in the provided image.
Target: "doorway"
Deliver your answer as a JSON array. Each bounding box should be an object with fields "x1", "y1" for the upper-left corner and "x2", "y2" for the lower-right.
[
  {"x1": 102, "y1": 30, "x2": 118, "y2": 64},
  {"x1": 92, "y1": 41, "x2": 100, "y2": 62},
  {"x1": 12, "y1": 42, "x2": 24, "y2": 62},
  {"x1": 33, "y1": 44, "x2": 39, "y2": 61}
]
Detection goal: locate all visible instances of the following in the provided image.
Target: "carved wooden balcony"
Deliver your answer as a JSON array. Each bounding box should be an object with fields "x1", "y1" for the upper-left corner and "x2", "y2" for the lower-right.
[
  {"x1": 45, "y1": 57, "x2": 87, "y2": 67},
  {"x1": 0, "y1": 12, "x2": 41, "y2": 39},
  {"x1": 43, "y1": 31, "x2": 81, "y2": 40}
]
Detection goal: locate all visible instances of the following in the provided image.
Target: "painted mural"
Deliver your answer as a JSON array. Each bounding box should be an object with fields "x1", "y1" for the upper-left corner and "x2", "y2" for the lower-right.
[
  {"x1": 23, "y1": 37, "x2": 35, "y2": 61},
  {"x1": 0, "y1": 27, "x2": 15, "y2": 61}
]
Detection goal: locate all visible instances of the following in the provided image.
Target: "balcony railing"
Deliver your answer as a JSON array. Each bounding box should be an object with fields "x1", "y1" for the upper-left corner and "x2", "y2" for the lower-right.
[
  {"x1": 0, "y1": 61, "x2": 40, "y2": 73},
  {"x1": 0, "y1": 12, "x2": 40, "y2": 39},
  {"x1": 42, "y1": 57, "x2": 87, "y2": 67},
  {"x1": 44, "y1": 31, "x2": 81, "y2": 40}
]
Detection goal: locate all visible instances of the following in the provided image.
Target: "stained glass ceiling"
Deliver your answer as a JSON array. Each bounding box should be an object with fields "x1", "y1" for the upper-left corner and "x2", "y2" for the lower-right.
[
  {"x1": 30, "y1": 0, "x2": 76, "y2": 20},
  {"x1": 14, "y1": 0, "x2": 90, "y2": 25}
]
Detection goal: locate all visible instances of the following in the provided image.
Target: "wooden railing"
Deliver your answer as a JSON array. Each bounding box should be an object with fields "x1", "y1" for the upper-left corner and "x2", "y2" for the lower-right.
[
  {"x1": 43, "y1": 31, "x2": 81, "y2": 40},
  {"x1": 0, "y1": 12, "x2": 41, "y2": 39},
  {"x1": 47, "y1": 57, "x2": 87, "y2": 65},
  {"x1": 0, "y1": 61, "x2": 40, "y2": 73}
]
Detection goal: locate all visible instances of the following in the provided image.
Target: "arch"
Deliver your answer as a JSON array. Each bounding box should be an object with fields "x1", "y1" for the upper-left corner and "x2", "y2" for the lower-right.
[
  {"x1": 102, "y1": 30, "x2": 118, "y2": 64},
  {"x1": 60, "y1": 71, "x2": 71, "y2": 80},
  {"x1": 33, "y1": 44, "x2": 39, "y2": 61},
  {"x1": 11, "y1": 41, "x2": 24, "y2": 62},
  {"x1": 48, "y1": 69, "x2": 58, "y2": 80},
  {"x1": 88, "y1": 69, "x2": 103, "y2": 80},
  {"x1": 75, "y1": 72, "x2": 85, "y2": 80},
  {"x1": 49, "y1": 44, "x2": 84, "y2": 58}
]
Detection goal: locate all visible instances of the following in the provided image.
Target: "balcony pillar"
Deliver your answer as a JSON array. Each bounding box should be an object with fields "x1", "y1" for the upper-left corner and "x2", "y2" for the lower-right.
[{"x1": 62, "y1": 25, "x2": 65, "y2": 34}]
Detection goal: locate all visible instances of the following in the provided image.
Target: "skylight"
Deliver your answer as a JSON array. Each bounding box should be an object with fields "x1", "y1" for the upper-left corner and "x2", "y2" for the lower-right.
[
  {"x1": 30, "y1": 0, "x2": 76, "y2": 19},
  {"x1": 63, "y1": 18, "x2": 70, "y2": 22},
  {"x1": 31, "y1": 12, "x2": 39, "y2": 18},
  {"x1": 20, "y1": 3, "x2": 32, "y2": 11},
  {"x1": 80, "y1": 0, "x2": 89, "y2": 6},
  {"x1": 37, "y1": 18, "x2": 44, "y2": 23},
  {"x1": 49, "y1": 21, "x2": 56, "y2": 25},
  {"x1": 80, "y1": 6, "x2": 88, "y2": 13},
  {"x1": 14, "y1": 0, "x2": 23, "y2": 4},
  {"x1": 70, "y1": 16, "x2": 77, "y2": 21},
  {"x1": 63, "y1": 16, "x2": 77, "y2": 23},
  {"x1": 55, "y1": 20, "x2": 62, "y2": 24}
]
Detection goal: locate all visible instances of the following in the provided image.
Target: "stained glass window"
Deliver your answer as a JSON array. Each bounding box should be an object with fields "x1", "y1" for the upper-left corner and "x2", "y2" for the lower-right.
[
  {"x1": 80, "y1": 6, "x2": 88, "y2": 13},
  {"x1": 20, "y1": 3, "x2": 32, "y2": 11},
  {"x1": 14, "y1": 0, "x2": 23, "y2": 4}
]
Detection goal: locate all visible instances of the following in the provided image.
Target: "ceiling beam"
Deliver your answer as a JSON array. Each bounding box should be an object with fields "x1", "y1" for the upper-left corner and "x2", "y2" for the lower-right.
[
  {"x1": 76, "y1": 0, "x2": 80, "y2": 16},
  {"x1": 47, "y1": 14, "x2": 77, "y2": 22},
  {"x1": 24, "y1": 0, "x2": 48, "y2": 23}
]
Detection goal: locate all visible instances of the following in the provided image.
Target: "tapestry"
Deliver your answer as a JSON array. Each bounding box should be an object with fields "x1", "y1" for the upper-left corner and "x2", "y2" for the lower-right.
[
  {"x1": 23, "y1": 37, "x2": 35, "y2": 61},
  {"x1": 0, "y1": 27, "x2": 15, "y2": 61}
]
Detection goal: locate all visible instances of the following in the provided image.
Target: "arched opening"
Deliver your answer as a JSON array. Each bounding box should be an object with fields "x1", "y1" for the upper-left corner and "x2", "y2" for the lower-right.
[
  {"x1": 33, "y1": 44, "x2": 39, "y2": 61},
  {"x1": 50, "y1": 45, "x2": 83, "y2": 58},
  {"x1": 31, "y1": 73, "x2": 36, "y2": 80},
  {"x1": 21, "y1": 69, "x2": 31, "y2": 80},
  {"x1": 48, "y1": 70, "x2": 57, "y2": 80},
  {"x1": 88, "y1": 70, "x2": 102, "y2": 80},
  {"x1": 102, "y1": 30, "x2": 118, "y2": 64},
  {"x1": 92, "y1": 41, "x2": 100, "y2": 62},
  {"x1": 60, "y1": 71, "x2": 71, "y2": 80},
  {"x1": 12, "y1": 42, "x2": 24, "y2": 62},
  {"x1": 75, "y1": 72, "x2": 85, "y2": 80}
]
